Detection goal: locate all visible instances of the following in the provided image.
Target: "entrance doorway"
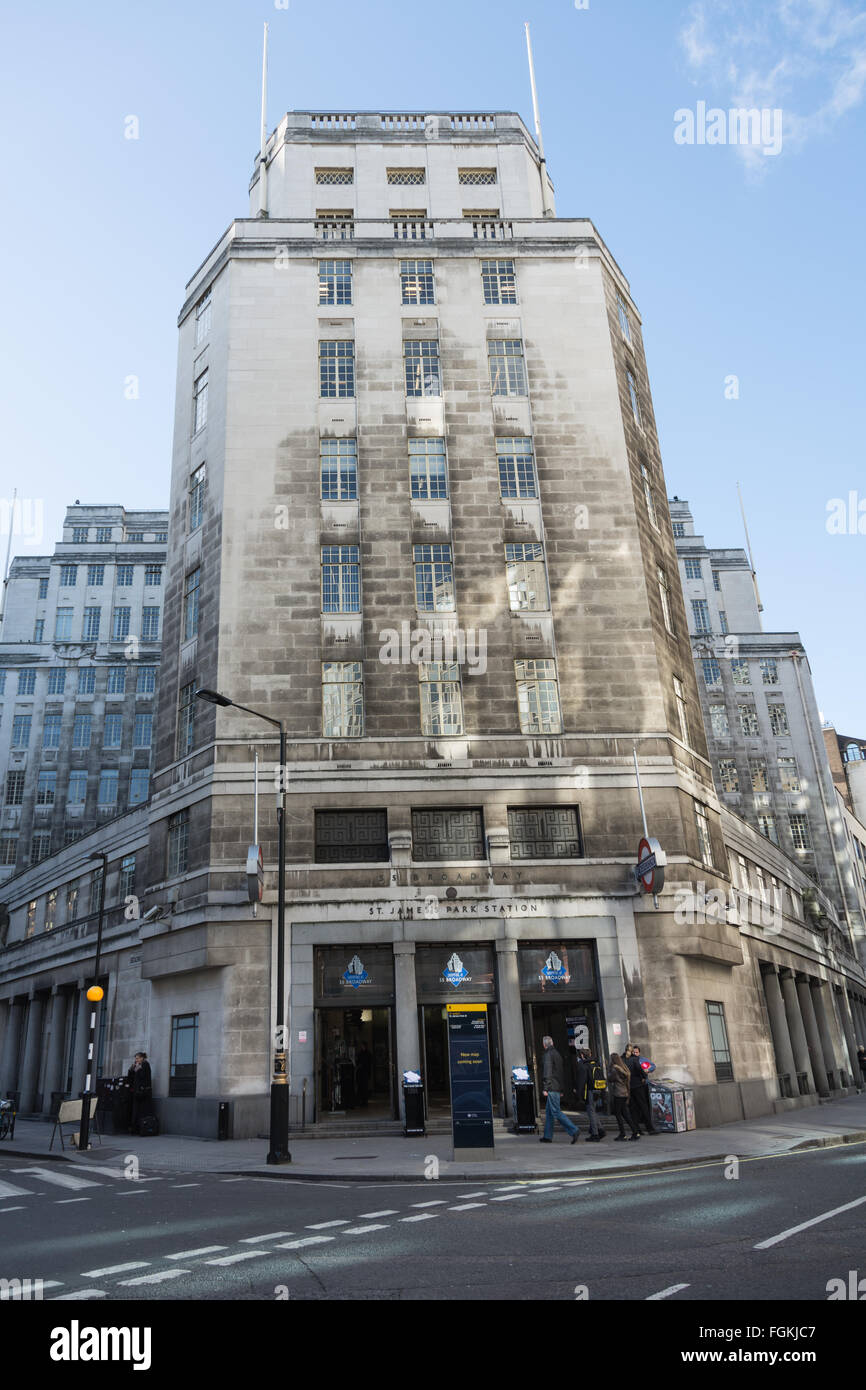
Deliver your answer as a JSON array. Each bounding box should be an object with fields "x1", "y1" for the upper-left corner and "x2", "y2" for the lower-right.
[
  {"x1": 523, "y1": 1002, "x2": 604, "y2": 1114},
  {"x1": 420, "y1": 1004, "x2": 505, "y2": 1118},
  {"x1": 316, "y1": 1006, "x2": 395, "y2": 1120}
]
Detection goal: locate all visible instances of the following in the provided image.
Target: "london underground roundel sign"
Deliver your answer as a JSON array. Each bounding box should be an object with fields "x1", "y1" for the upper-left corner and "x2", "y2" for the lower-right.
[{"x1": 636, "y1": 836, "x2": 666, "y2": 894}]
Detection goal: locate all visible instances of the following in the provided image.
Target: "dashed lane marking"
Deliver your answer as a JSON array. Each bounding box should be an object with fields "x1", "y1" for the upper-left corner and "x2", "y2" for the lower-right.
[
  {"x1": 171, "y1": 1183, "x2": 201, "y2": 1189},
  {"x1": 341, "y1": 1224, "x2": 390, "y2": 1235},
  {"x1": 205, "y1": 1251, "x2": 271, "y2": 1266},
  {"x1": 490, "y1": 1193, "x2": 529, "y2": 1201},
  {"x1": 275, "y1": 1236, "x2": 335, "y2": 1250},
  {"x1": 647, "y1": 1284, "x2": 690, "y2": 1300},
  {"x1": 306, "y1": 1219, "x2": 349, "y2": 1229},
  {"x1": 400, "y1": 1213, "x2": 437, "y2": 1223},
  {"x1": 410, "y1": 1200, "x2": 447, "y2": 1208},
  {"x1": 166, "y1": 1246, "x2": 227, "y2": 1260},
  {"x1": 119, "y1": 1269, "x2": 191, "y2": 1287},
  {"x1": 239, "y1": 1232, "x2": 293, "y2": 1244},
  {"x1": 55, "y1": 1198, "x2": 91, "y2": 1204},
  {"x1": 0, "y1": 1207, "x2": 25, "y2": 1213},
  {"x1": 448, "y1": 1203, "x2": 486, "y2": 1211},
  {"x1": 51, "y1": 1290, "x2": 107, "y2": 1301},
  {"x1": 82, "y1": 1262, "x2": 150, "y2": 1278},
  {"x1": 356, "y1": 1210, "x2": 398, "y2": 1218}
]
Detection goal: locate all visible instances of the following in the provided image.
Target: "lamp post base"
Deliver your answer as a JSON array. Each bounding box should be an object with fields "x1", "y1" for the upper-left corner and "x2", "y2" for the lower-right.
[{"x1": 266, "y1": 1082, "x2": 291, "y2": 1164}]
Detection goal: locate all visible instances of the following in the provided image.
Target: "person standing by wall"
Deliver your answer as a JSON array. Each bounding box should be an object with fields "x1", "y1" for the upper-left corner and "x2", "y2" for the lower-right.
[
  {"x1": 574, "y1": 1047, "x2": 606, "y2": 1142},
  {"x1": 608, "y1": 1052, "x2": 640, "y2": 1140},
  {"x1": 127, "y1": 1052, "x2": 153, "y2": 1135},
  {"x1": 625, "y1": 1042, "x2": 658, "y2": 1134},
  {"x1": 539, "y1": 1035, "x2": 579, "y2": 1144}
]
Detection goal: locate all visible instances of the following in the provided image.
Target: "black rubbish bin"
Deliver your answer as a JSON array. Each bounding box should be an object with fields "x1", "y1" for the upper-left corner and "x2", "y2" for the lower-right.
[
  {"x1": 510, "y1": 1068, "x2": 537, "y2": 1134},
  {"x1": 111, "y1": 1078, "x2": 133, "y2": 1134},
  {"x1": 402, "y1": 1072, "x2": 425, "y2": 1137},
  {"x1": 217, "y1": 1101, "x2": 231, "y2": 1140}
]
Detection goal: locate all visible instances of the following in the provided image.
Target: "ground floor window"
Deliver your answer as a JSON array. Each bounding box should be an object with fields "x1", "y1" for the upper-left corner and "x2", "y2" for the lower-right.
[
  {"x1": 706, "y1": 1000, "x2": 733, "y2": 1081},
  {"x1": 169, "y1": 1013, "x2": 199, "y2": 1097}
]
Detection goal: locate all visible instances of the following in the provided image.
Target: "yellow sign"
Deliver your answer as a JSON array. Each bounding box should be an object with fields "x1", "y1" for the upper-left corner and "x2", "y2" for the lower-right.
[{"x1": 446, "y1": 1003, "x2": 487, "y2": 1014}]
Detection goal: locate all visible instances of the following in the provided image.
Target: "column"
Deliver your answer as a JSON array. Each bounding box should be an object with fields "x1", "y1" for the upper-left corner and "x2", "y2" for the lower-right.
[
  {"x1": 796, "y1": 977, "x2": 829, "y2": 1097},
  {"x1": 780, "y1": 970, "x2": 816, "y2": 1094},
  {"x1": 71, "y1": 986, "x2": 90, "y2": 1097},
  {"x1": 41, "y1": 989, "x2": 70, "y2": 1112},
  {"x1": 836, "y1": 988, "x2": 862, "y2": 1087},
  {"x1": 852, "y1": 997, "x2": 866, "y2": 1047},
  {"x1": 495, "y1": 939, "x2": 525, "y2": 1119},
  {"x1": 0, "y1": 1003, "x2": 9, "y2": 1088},
  {"x1": 0, "y1": 998, "x2": 26, "y2": 1098},
  {"x1": 761, "y1": 968, "x2": 797, "y2": 1089},
  {"x1": 392, "y1": 942, "x2": 418, "y2": 1121},
  {"x1": 18, "y1": 993, "x2": 46, "y2": 1113},
  {"x1": 811, "y1": 981, "x2": 845, "y2": 1087}
]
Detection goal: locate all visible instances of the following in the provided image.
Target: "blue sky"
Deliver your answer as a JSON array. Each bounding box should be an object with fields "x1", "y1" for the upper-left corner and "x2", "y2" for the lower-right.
[{"x1": 2, "y1": 0, "x2": 864, "y2": 729}]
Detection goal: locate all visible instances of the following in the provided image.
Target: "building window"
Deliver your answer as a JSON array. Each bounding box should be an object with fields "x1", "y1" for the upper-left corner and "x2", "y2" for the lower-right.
[
  {"x1": 789, "y1": 814, "x2": 812, "y2": 851},
  {"x1": 778, "y1": 756, "x2": 800, "y2": 792},
  {"x1": 320, "y1": 438, "x2": 358, "y2": 501},
  {"x1": 133, "y1": 713, "x2": 152, "y2": 747},
  {"x1": 54, "y1": 607, "x2": 73, "y2": 640},
  {"x1": 116, "y1": 564, "x2": 134, "y2": 586},
  {"x1": 706, "y1": 1002, "x2": 733, "y2": 1082},
  {"x1": 0, "y1": 671, "x2": 4, "y2": 695},
  {"x1": 760, "y1": 658, "x2": 779, "y2": 685},
  {"x1": 89, "y1": 874, "x2": 102, "y2": 914},
  {"x1": 31, "y1": 833, "x2": 51, "y2": 863},
  {"x1": 672, "y1": 521, "x2": 685, "y2": 538},
  {"x1": 83, "y1": 607, "x2": 102, "y2": 639},
  {"x1": 129, "y1": 769, "x2": 150, "y2": 805},
  {"x1": 739, "y1": 703, "x2": 760, "y2": 737},
  {"x1": 144, "y1": 564, "x2": 162, "y2": 587},
  {"x1": 719, "y1": 610, "x2": 729, "y2": 634},
  {"x1": 408, "y1": 438, "x2": 447, "y2": 500},
  {"x1": 59, "y1": 564, "x2": 77, "y2": 587},
  {"x1": 188, "y1": 464, "x2": 206, "y2": 532},
  {"x1": 757, "y1": 813, "x2": 779, "y2": 845},
  {"x1": 155, "y1": 532, "x2": 167, "y2": 542},
  {"x1": 36, "y1": 771, "x2": 56, "y2": 807},
  {"x1": 319, "y1": 340, "x2": 355, "y2": 397},
  {"x1": 626, "y1": 371, "x2": 642, "y2": 426},
  {"x1": 142, "y1": 607, "x2": 160, "y2": 640},
  {"x1": 712, "y1": 571, "x2": 721, "y2": 591},
  {"x1": 0, "y1": 838, "x2": 17, "y2": 866},
  {"x1": 107, "y1": 665, "x2": 126, "y2": 695},
  {"x1": 508, "y1": 806, "x2": 582, "y2": 859},
  {"x1": 488, "y1": 339, "x2": 527, "y2": 396},
  {"x1": 71, "y1": 528, "x2": 88, "y2": 545},
  {"x1": 515, "y1": 658, "x2": 562, "y2": 735},
  {"x1": 119, "y1": 854, "x2": 136, "y2": 899},
  {"x1": 47, "y1": 669, "x2": 66, "y2": 695},
  {"x1": 26, "y1": 899, "x2": 38, "y2": 934},
  {"x1": 78, "y1": 668, "x2": 96, "y2": 694},
  {"x1": 169, "y1": 1014, "x2": 199, "y2": 1098},
  {"x1": 322, "y1": 662, "x2": 364, "y2": 738},
  {"x1": 657, "y1": 567, "x2": 674, "y2": 634},
  {"x1": 691, "y1": 599, "x2": 711, "y2": 633},
  {"x1": 315, "y1": 809, "x2": 388, "y2": 862},
  {"x1": 318, "y1": 259, "x2": 352, "y2": 306},
  {"x1": 193, "y1": 370, "x2": 208, "y2": 432},
  {"x1": 5, "y1": 771, "x2": 25, "y2": 806},
  {"x1": 413, "y1": 544, "x2": 455, "y2": 612},
  {"x1": 750, "y1": 759, "x2": 768, "y2": 792},
  {"x1": 321, "y1": 545, "x2": 360, "y2": 613},
  {"x1": 194, "y1": 289, "x2": 212, "y2": 345},
  {"x1": 400, "y1": 259, "x2": 434, "y2": 305},
  {"x1": 419, "y1": 661, "x2": 464, "y2": 736},
  {"x1": 316, "y1": 167, "x2": 354, "y2": 184},
  {"x1": 505, "y1": 542, "x2": 549, "y2": 611},
  {"x1": 177, "y1": 682, "x2": 196, "y2": 757},
  {"x1": 17, "y1": 669, "x2": 36, "y2": 695},
  {"x1": 34, "y1": 619, "x2": 44, "y2": 642},
  {"x1": 11, "y1": 715, "x2": 31, "y2": 748},
  {"x1": 65, "y1": 880, "x2": 79, "y2": 918},
  {"x1": 44, "y1": 888, "x2": 58, "y2": 931},
  {"x1": 684, "y1": 557, "x2": 702, "y2": 579},
  {"x1": 481, "y1": 259, "x2": 517, "y2": 304},
  {"x1": 617, "y1": 295, "x2": 631, "y2": 341},
  {"x1": 844, "y1": 742, "x2": 864, "y2": 762},
  {"x1": 702, "y1": 657, "x2": 721, "y2": 686},
  {"x1": 127, "y1": 533, "x2": 143, "y2": 544},
  {"x1": 42, "y1": 714, "x2": 62, "y2": 749},
  {"x1": 102, "y1": 714, "x2": 123, "y2": 749},
  {"x1": 98, "y1": 770, "x2": 119, "y2": 806},
  {"x1": 641, "y1": 465, "x2": 658, "y2": 528},
  {"x1": 769, "y1": 703, "x2": 789, "y2": 736},
  {"x1": 731, "y1": 659, "x2": 750, "y2": 686},
  {"x1": 497, "y1": 437, "x2": 537, "y2": 499},
  {"x1": 459, "y1": 167, "x2": 497, "y2": 184},
  {"x1": 95, "y1": 526, "x2": 112, "y2": 543},
  {"x1": 167, "y1": 810, "x2": 190, "y2": 877},
  {"x1": 673, "y1": 676, "x2": 689, "y2": 744},
  {"x1": 404, "y1": 339, "x2": 441, "y2": 396},
  {"x1": 184, "y1": 569, "x2": 201, "y2": 640},
  {"x1": 694, "y1": 803, "x2": 714, "y2": 868},
  {"x1": 387, "y1": 167, "x2": 425, "y2": 184},
  {"x1": 111, "y1": 607, "x2": 130, "y2": 640},
  {"x1": 137, "y1": 665, "x2": 156, "y2": 694},
  {"x1": 67, "y1": 771, "x2": 87, "y2": 804},
  {"x1": 87, "y1": 564, "x2": 105, "y2": 586},
  {"x1": 718, "y1": 758, "x2": 739, "y2": 792},
  {"x1": 73, "y1": 714, "x2": 92, "y2": 748},
  {"x1": 412, "y1": 808, "x2": 485, "y2": 861}
]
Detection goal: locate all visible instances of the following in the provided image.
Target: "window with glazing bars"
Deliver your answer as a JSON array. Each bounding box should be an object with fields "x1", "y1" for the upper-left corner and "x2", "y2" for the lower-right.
[
  {"x1": 691, "y1": 599, "x2": 710, "y2": 633},
  {"x1": 60, "y1": 564, "x2": 77, "y2": 587},
  {"x1": 419, "y1": 661, "x2": 464, "y2": 736},
  {"x1": 136, "y1": 665, "x2": 156, "y2": 693},
  {"x1": 316, "y1": 168, "x2": 353, "y2": 184},
  {"x1": 315, "y1": 809, "x2": 389, "y2": 862},
  {"x1": 508, "y1": 806, "x2": 581, "y2": 859},
  {"x1": 750, "y1": 759, "x2": 768, "y2": 792},
  {"x1": 760, "y1": 658, "x2": 779, "y2": 685},
  {"x1": 0, "y1": 838, "x2": 17, "y2": 866},
  {"x1": 684, "y1": 557, "x2": 702, "y2": 579},
  {"x1": 488, "y1": 339, "x2": 527, "y2": 395},
  {"x1": 412, "y1": 807, "x2": 484, "y2": 861},
  {"x1": 107, "y1": 665, "x2": 126, "y2": 694},
  {"x1": 103, "y1": 714, "x2": 123, "y2": 748},
  {"x1": 193, "y1": 370, "x2": 208, "y2": 431},
  {"x1": 617, "y1": 295, "x2": 631, "y2": 341},
  {"x1": 120, "y1": 854, "x2": 136, "y2": 899},
  {"x1": 778, "y1": 757, "x2": 800, "y2": 792},
  {"x1": 184, "y1": 569, "x2": 200, "y2": 640},
  {"x1": 55, "y1": 608, "x2": 72, "y2": 639},
  {"x1": 17, "y1": 670, "x2": 36, "y2": 694},
  {"x1": 98, "y1": 770, "x2": 118, "y2": 805},
  {"x1": 404, "y1": 340, "x2": 441, "y2": 396},
  {"x1": 145, "y1": 565, "x2": 162, "y2": 586},
  {"x1": 413, "y1": 544, "x2": 455, "y2": 611},
  {"x1": 739, "y1": 703, "x2": 760, "y2": 737},
  {"x1": 514, "y1": 658, "x2": 562, "y2": 735},
  {"x1": 757, "y1": 814, "x2": 778, "y2": 845},
  {"x1": 657, "y1": 567, "x2": 674, "y2": 633},
  {"x1": 731, "y1": 659, "x2": 750, "y2": 685},
  {"x1": 718, "y1": 758, "x2": 739, "y2": 792},
  {"x1": 116, "y1": 564, "x2": 134, "y2": 585},
  {"x1": 641, "y1": 465, "x2": 658, "y2": 527},
  {"x1": 695, "y1": 803, "x2": 714, "y2": 867},
  {"x1": 387, "y1": 168, "x2": 425, "y2": 184},
  {"x1": 789, "y1": 813, "x2": 812, "y2": 850},
  {"x1": 42, "y1": 715, "x2": 62, "y2": 748},
  {"x1": 48, "y1": 669, "x2": 65, "y2": 695},
  {"x1": 481, "y1": 259, "x2": 516, "y2": 304},
  {"x1": 167, "y1": 810, "x2": 189, "y2": 877},
  {"x1": 67, "y1": 771, "x2": 87, "y2": 804},
  {"x1": 189, "y1": 464, "x2": 206, "y2": 531},
  {"x1": 626, "y1": 370, "x2": 641, "y2": 426},
  {"x1": 320, "y1": 439, "x2": 357, "y2": 500},
  {"x1": 505, "y1": 543, "x2": 548, "y2": 610},
  {"x1": 319, "y1": 340, "x2": 355, "y2": 397},
  {"x1": 12, "y1": 715, "x2": 31, "y2": 747},
  {"x1": 706, "y1": 1001, "x2": 733, "y2": 1082},
  {"x1": 78, "y1": 668, "x2": 95, "y2": 694},
  {"x1": 5, "y1": 772, "x2": 25, "y2": 805},
  {"x1": 87, "y1": 564, "x2": 104, "y2": 586},
  {"x1": 672, "y1": 521, "x2": 685, "y2": 537},
  {"x1": 112, "y1": 607, "x2": 130, "y2": 640},
  {"x1": 409, "y1": 438, "x2": 447, "y2": 499},
  {"x1": 769, "y1": 703, "x2": 789, "y2": 736},
  {"x1": 318, "y1": 259, "x2": 352, "y2": 305},
  {"x1": 702, "y1": 657, "x2": 721, "y2": 685},
  {"x1": 322, "y1": 662, "x2": 364, "y2": 738},
  {"x1": 71, "y1": 528, "x2": 88, "y2": 544},
  {"x1": 496, "y1": 437, "x2": 536, "y2": 498},
  {"x1": 142, "y1": 607, "x2": 159, "y2": 640},
  {"x1": 177, "y1": 682, "x2": 195, "y2": 757},
  {"x1": 133, "y1": 713, "x2": 152, "y2": 747},
  {"x1": 129, "y1": 769, "x2": 150, "y2": 805},
  {"x1": 321, "y1": 545, "x2": 360, "y2": 613},
  {"x1": 400, "y1": 259, "x2": 434, "y2": 305},
  {"x1": 194, "y1": 290, "x2": 211, "y2": 345},
  {"x1": 81, "y1": 607, "x2": 100, "y2": 639},
  {"x1": 459, "y1": 167, "x2": 496, "y2": 184},
  {"x1": 673, "y1": 676, "x2": 689, "y2": 744}
]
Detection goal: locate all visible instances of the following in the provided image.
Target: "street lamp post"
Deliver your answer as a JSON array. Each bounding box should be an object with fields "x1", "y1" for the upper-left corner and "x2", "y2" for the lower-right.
[
  {"x1": 196, "y1": 689, "x2": 290, "y2": 1164},
  {"x1": 78, "y1": 850, "x2": 107, "y2": 1152}
]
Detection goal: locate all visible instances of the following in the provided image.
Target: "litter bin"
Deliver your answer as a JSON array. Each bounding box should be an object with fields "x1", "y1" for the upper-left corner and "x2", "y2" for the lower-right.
[
  {"x1": 511, "y1": 1066, "x2": 537, "y2": 1134},
  {"x1": 110, "y1": 1077, "x2": 133, "y2": 1134},
  {"x1": 402, "y1": 1070, "x2": 425, "y2": 1137},
  {"x1": 217, "y1": 1101, "x2": 231, "y2": 1140},
  {"x1": 649, "y1": 1080, "x2": 696, "y2": 1133}
]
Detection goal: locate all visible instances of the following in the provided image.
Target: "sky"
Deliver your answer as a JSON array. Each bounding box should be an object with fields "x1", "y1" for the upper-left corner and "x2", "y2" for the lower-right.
[{"x1": 1, "y1": 0, "x2": 864, "y2": 729}]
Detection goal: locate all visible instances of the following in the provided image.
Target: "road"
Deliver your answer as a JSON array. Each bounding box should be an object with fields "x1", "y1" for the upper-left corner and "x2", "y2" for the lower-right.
[{"x1": 0, "y1": 1143, "x2": 863, "y2": 1301}]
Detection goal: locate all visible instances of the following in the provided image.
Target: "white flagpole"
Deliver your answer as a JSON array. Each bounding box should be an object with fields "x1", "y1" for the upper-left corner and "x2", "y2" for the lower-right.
[
  {"x1": 524, "y1": 23, "x2": 554, "y2": 217},
  {"x1": 258, "y1": 22, "x2": 269, "y2": 217}
]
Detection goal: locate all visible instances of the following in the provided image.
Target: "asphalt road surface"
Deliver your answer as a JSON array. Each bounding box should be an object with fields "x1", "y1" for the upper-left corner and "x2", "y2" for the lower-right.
[{"x1": 0, "y1": 1143, "x2": 863, "y2": 1301}]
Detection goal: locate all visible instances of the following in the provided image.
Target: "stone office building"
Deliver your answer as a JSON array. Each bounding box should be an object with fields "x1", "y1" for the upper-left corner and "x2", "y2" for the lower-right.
[{"x1": 0, "y1": 111, "x2": 864, "y2": 1136}]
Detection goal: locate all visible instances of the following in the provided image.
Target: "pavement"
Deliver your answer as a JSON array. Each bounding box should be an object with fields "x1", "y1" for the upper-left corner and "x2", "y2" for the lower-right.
[{"x1": 2, "y1": 1091, "x2": 865, "y2": 1181}]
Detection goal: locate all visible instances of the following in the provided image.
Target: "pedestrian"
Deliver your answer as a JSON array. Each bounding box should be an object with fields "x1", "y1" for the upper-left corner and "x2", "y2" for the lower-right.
[
  {"x1": 356, "y1": 1042, "x2": 372, "y2": 1107},
  {"x1": 625, "y1": 1042, "x2": 658, "y2": 1134},
  {"x1": 574, "y1": 1047, "x2": 606, "y2": 1142},
  {"x1": 539, "y1": 1035, "x2": 579, "y2": 1144},
  {"x1": 607, "y1": 1052, "x2": 640, "y2": 1140},
  {"x1": 127, "y1": 1051, "x2": 153, "y2": 1135}
]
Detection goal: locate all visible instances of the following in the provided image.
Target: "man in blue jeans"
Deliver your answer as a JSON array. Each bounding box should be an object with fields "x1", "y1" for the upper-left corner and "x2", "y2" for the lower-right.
[{"x1": 539, "y1": 1035, "x2": 579, "y2": 1144}]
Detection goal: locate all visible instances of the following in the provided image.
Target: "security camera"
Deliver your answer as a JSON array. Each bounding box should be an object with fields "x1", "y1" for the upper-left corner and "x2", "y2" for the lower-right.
[{"x1": 141, "y1": 905, "x2": 167, "y2": 923}]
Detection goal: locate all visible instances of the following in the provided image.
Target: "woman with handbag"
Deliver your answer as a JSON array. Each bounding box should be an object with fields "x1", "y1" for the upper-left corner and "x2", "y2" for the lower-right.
[{"x1": 607, "y1": 1052, "x2": 640, "y2": 1141}]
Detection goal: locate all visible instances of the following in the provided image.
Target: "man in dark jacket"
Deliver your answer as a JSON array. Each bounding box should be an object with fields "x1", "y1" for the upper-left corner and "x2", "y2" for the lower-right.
[
  {"x1": 574, "y1": 1047, "x2": 606, "y2": 1142},
  {"x1": 539, "y1": 1036, "x2": 579, "y2": 1144},
  {"x1": 625, "y1": 1042, "x2": 658, "y2": 1134},
  {"x1": 127, "y1": 1052, "x2": 153, "y2": 1135}
]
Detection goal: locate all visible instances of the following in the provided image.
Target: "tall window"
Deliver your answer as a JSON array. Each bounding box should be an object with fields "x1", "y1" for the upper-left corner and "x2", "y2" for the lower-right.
[
  {"x1": 133, "y1": 713, "x2": 152, "y2": 747},
  {"x1": 11, "y1": 715, "x2": 31, "y2": 748},
  {"x1": 702, "y1": 657, "x2": 721, "y2": 686},
  {"x1": 750, "y1": 759, "x2": 768, "y2": 792},
  {"x1": 36, "y1": 771, "x2": 56, "y2": 806},
  {"x1": 120, "y1": 854, "x2": 137, "y2": 899},
  {"x1": 409, "y1": 438, "x2": 448, "y2": 499},
  {"x1": 706, "y1": 1002, "x2": 733, "y2": 1082},
  {"x1": 626, "y1": 370, "x2": 642, "y2": 426},
  {"x1": 167, "y1": 810, "x2": 190, "y2": 877},
  {"x1": 709, "y1": 704, "x2": 729, "y2": 737},
  {"x1": 95, "y1": 526, "x2": 112, "y2": 542},
  {"x1": 684, "y1": 558, "x2": 702, "y2": 579},
  {"x1": 71, "y1": 528, "x2": 87, "y2": 545},
  {"x1": 488, "y1": 339, "x2": 527, "y2": 395},
  {"x1": 59, "y1": 564, "x2": 77, "y2": 587},
  {"x1": 194, "y1": 289, "x2": 212, "y2": 345},
  {"x1": 111, "y1": 607, "x2": 131, "y2": 640},
  {"x1": 188, "y1": 463, "x2": 206, "y2": 532},
  {"x1": 712, "y1": 570, "x2": 721, "y2": 591},
  {"x1": 657, "y1": 567, "x2": 674, "y2": 634},
  {"x1": 673, "y1": 676, "x2": 689, "y2": 744},
  {"x1": 144, "y1": 565, "x2": 162, "y2": 587},
  {"x1": 404, "y1": 340, "x2": 441, "y2": 396},
  {"x1": 184, "y1": 569, "x2": 201, "y2": 640},
  {"x1": 320, "y1": 439, "x2": 358, "y2": 501},
  {"x1": 73, "y1": 714, "x2": 92, "y2": 748},
  {"x1": 321, "y1": 545, "x2": 360, "y2": 613},
  {"x1": 177, "y1": 682, "x2": 196, "y2": 757},
  {"x1": 739, "y1": 703, "x2": 760, "y2": 737},
  {"x1": 496, "y1": 437, "x2": 537, "y2": 499},
  {"x1": 47, "y1": 669, "x2": 66, "y2": 695},
  {"x1": 169, "y1": 1014, "x2": 199, "y2": 1098},
  {"x1": 193, "y1": 370, "x2": 208, "y2": 431},
  {"x1": 731, "y1": 659, "x2": 750, "y2": 686},
  {"x1": 769, "y1": 703, "x2": 789, "y2": 736},
  {"x1": 45, "y1": 889, "x2": 58, "y2": 930},
  {"x1": 87, "y1": 564, "x2": 105, "y2": 586},
  {"x1": 480, "y1": 259, "x2": 516, "y2": 304},
  {"x1": 5, "y1": 772, "x2": 25, "y2": 805},
  {"x1": 778, "y1": 757, "x2": 800, "y2": 792},
  {"x1": 31, "y1": 834, "x2": 51, "y2": 864},
  {"x1": 760, "y1": 658, "x2": 779, "y2": 685},
  {"x1": 719, "y1": 610, "x2": 728, "y2": 634},
  {"x1": 107, "y1": 665, "x2": 126, "y2": 694},
  {"x1": 96, "y1": 770, "x2": 118, "y2": 807},
  {"x1": 83, "y1": 607, "x2": 102, "y2": 639},
  {"x1": 17, "y1": 670, "x2": 36, "y2": 694},
  {"x1": 617, "y1": 295, "x2": 631, "y2": 341},
  {"x1": 515, "y1": 658, "x2": 562, "y2": 735},
  {"x1": 55, "y1": 607, "x2": 73, "y2": 639},
  {"x1": 103, "y1": 713, "x2": 123, "y2": 748},
  {"x1": 318, "y1": 259, "x2": 352, "y2": 305},
  {"x1": 789, "y1": 814, "x2": 812, "y2": 851},
  {"x1": 116, "y1": 564, "x2": 134, "y2": 585},
  {"x1": 136, "y1": 665, "x2": 156, "y2": 694},
  {"x1": 718, "y1": 758, "x2": 739, "y2": 792},
  {"x1": 128, "y1": 768, "x2": 150, "y2": 804},
  {"x1": 505, "y1": 543, "x2": 548, "y2": 611},
  {"x1": 694, "y1": 803, "x2": 714, "y2": 868},
  {"x1": 757, "y1": 813, "x2": 779, "y2": 845},
  {"x1": 400, "y1": 259, "x2": 434, "y2": 305},
  {"x1": 672, "y1": 521, "x2": 685, "y2": 538},
  {"x1": 419, "y1": 661, "x2": 464, "y2": 736},
  {"x1": 413, "y1": 544, "x2": 455, "y2": 611},
  {"x1": 691, "y1": 599, "x2": 711, "y2": 633},
  {"x1": 641, "y1": 465, "x2": 658, "y2": 528},
  {"x1": 78, "y1": 668, "x2": 96, "y2": 694},
  {"x1": 142, "y1": 607, "x2": 160, "y2": 640},
  {"x1": 0, "y1": 838, "x2": 17, "y2": 866},
  {"x1": 65, "y1": 880, "x2": 79, "y2": 918},
  {"x1": 34, "y1": 617, "x2": 44, "y2": 642},
  {"x1": 67, "y1": 771, "x2": 87, "y2": 804},
  {"x1": 322, "y1": 662, "x2": 364, "y2": 738},
  {"x1": 319, "y1": 340, "x2": 355, "y2": 397}
]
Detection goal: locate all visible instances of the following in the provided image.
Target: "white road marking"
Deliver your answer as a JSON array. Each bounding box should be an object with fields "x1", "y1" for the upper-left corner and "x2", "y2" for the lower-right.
[
  {"x1": 68, "y1": 1164, "x2": 129, "y2": 1180},
  {"x1": 647, "y1": 1283, "x2": 690, "y2": 1300},
  {"x1": 400, "y1": 1212, "x2": 437, "y2": 1223},
  {"x1": 0, "y1": 1180, "x2": 34, "y2": 1199},
  {"x1": 41, "y1": 1282, "x2": 64, "y2": 1290},
  {"x1": 82, "y1": 1261, "x2": 150, "y2": 1278},
  {"x1": 275, "y1": 1236, "x2": 335, "y2": 1250},
  {"x1": 754, "y1": 1194, "x2": 866, "y2": 1250},
  {"x1": 457, "y1": 1191, "x2": 487, "y2": 1199},
  {"x1": 449, "y1": 1203, "x2": 486, "y2": 1211},
  {"x1": 0, "y1": 1207, "x2": 25, "y2": 1213},
  {"x1": 356, "y1": 1209, "x2": 398, "y2": 1218},
  {"x1": 306, "y1": 1219, "x2": 349, "y2": 1229},
  {"x1": 12, "y1": 1167, "x2": 98, "y2": 1191},
  {"x1": 239, "y1": 1232, "x2": 292, "y2": 1244},
  {"x1": 171, "y1": 1183, "x2": 201, "y2": 1189},
  {"x1": 166, "y1": 1246, "x2": 227, "y2": 1260},
  {"x1": 205, "y1": 1251, "x2": 270, "y2": 1266},
  {"x1": 220, "y1": 1177, "x2": 247, "y2": 1183},
  {"x1": 119, "y1": 1269, "x2": 190, "y2": 1287},
  {"x1": 490, "y1": 1193, "x2": 528, "y2": 1201},
  {"x1": 495, "y1": 1184, "x2": 526, "y2": 1192},
  {"x1": 341, "y1": 1224, "x2": 390, "y2": 1235},
  {"x1": 117, "y1": 1189, "x2": 149, "y2": 1196},
  {"x1": 411, "y1": 1200, "x2": 447, "y2": 1208},
  {"x1": 51, "y1": 1289, "x2": 107, "y2": 1300},
  {"x1": 55, "y1": 1198, "x2": 91, "y2": 1204}
]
